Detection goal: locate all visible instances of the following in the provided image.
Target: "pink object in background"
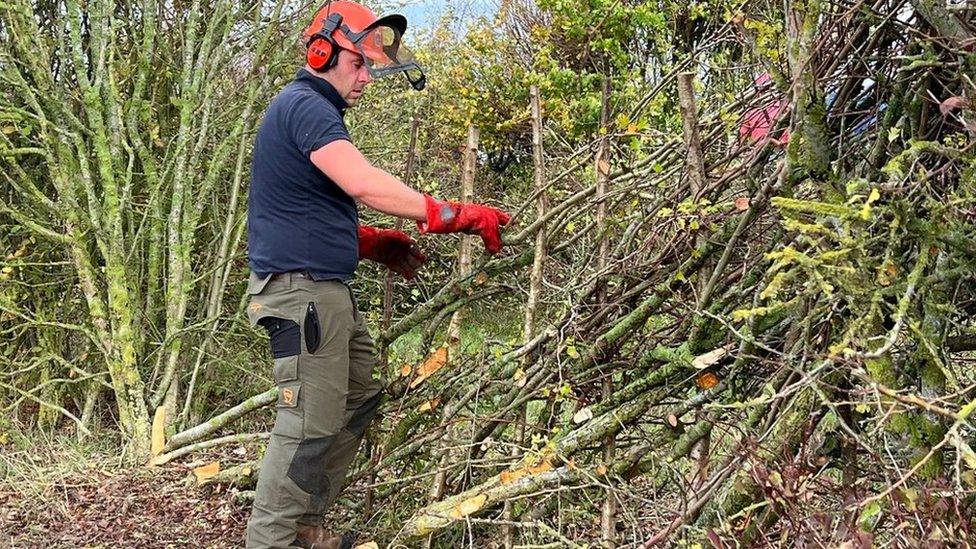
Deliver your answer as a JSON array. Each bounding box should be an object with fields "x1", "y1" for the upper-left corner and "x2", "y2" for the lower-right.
[{"x1": 739, "y1": 73, "x2": 791, "y2": 146}]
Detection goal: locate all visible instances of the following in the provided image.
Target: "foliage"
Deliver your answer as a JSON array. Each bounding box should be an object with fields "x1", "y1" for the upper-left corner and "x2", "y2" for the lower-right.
[{"x1": 3, "y1": 0, "x2": 976, "y2": 546}]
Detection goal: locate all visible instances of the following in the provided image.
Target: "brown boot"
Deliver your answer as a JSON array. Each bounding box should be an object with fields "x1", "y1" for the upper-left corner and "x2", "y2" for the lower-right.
[{"x1": 291, "y1": 524, "x2": 354, "y2": 549}]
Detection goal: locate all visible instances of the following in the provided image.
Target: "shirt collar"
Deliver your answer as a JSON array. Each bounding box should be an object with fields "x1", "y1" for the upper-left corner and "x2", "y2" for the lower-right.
[{"x1": 296, "y1": 69, "x2": 349, "y2": 113}]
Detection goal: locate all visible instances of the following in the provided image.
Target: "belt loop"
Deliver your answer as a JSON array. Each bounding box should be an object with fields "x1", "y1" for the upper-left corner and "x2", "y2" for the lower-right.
[{"x1": 286, "y1": 271, "x2": 294, "y2": 290}]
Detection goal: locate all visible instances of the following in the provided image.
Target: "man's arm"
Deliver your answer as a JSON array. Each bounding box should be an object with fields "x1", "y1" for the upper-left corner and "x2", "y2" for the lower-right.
[
  {"x1": 312, "y1": 138, "x2": 511, "y2": 253},
  {"x1": 310, "y1": 139, "x2": 427, "y2": 220}
]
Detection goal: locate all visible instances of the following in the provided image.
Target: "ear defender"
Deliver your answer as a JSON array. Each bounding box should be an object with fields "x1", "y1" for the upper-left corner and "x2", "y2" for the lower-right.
[
  {"x1": 306, "y1": 36, "x2": 335, "y2": 71},
  {"x1": 305, "y1": 12, "x2": 344, "y2": 72}
]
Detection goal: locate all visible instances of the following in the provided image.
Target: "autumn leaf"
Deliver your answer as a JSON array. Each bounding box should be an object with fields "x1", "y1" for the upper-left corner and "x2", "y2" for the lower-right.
[
  {"x1": 192, "y1": 462, "x2": 220, "y2": 483},
  {"x1": 450, "y1": 494, "x2": 487, "y2": 518},
  {"x1": 399, "y1": 364, "x2": 412, "y2": 377},
  {"x1": 410, "y1": 346, "x2": 449, "y2": 388},
  {"x1": 418, "y1": 399, "x2": 440, "y2": 413},
  {"x1": 354, "y1": 543, "x2": 380, "y2": 549},
  {"x1": 697, "y1": 371, "x2": 720, "y2": 390},
  {"x1": 734, "y1": 197, "x2": 750, "y2": 211},
  {"x1": 151, "y1": 406, "x2": 166, "y2": 457},
  {"x1": 513, "y1": 368, "x2": 527, "y2": 388},
  {"x1": 939, "y1": 95, "x2": 969, "y2": 115}
]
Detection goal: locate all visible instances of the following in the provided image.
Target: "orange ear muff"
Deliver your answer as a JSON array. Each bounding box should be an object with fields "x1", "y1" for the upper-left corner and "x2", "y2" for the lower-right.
[
  {"x1": 306, "y1": 12, "x2": 344, "y2": 72},
  {"x1": 307, "y1": 36, "x2": 335, "y2": 71}
]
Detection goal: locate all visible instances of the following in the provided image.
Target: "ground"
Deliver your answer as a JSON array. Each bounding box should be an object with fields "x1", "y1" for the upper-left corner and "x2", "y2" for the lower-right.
[
  {"x1": 0, "y1": 433, "x2": 254, "y2": 548},
  {"x1": 1, "y1": 465, "x2": 250, "y2": 548}
]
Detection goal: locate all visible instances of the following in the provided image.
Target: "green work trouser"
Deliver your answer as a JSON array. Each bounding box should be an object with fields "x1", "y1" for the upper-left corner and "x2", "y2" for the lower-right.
[{"x1": 244, "y1": 271, "x2": 384, "y2": 548}]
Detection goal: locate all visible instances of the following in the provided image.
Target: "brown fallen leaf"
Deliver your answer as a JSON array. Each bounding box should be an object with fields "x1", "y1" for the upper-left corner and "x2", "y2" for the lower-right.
[
  {"x1": 354, "y1": 543, "x2": 379, "y2": 549},
  {"x1": 697, "y1": 371, "x2": 720, "y2": 390},
  {"x1": 939, "y1": 95, "x2": 969, "y2": 115},
  {"x1": 734, "y1": 197, "x2": 750, "y2": 211}
]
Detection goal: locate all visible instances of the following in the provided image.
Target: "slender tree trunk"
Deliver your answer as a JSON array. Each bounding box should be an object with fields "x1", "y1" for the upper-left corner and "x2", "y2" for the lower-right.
[
  {"x1": 595, "y1": 78, "x2": 616, "y2": 548},
  {"x1": 426, "y1": 124, "x2": 479, "y2": 548},
  {"x1": 503, "y1": 86, "x2": 549, "y2": 548}
]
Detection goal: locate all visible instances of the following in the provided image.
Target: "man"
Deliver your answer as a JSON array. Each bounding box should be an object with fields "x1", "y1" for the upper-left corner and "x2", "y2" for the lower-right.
[{"x1": 244, "y1": 2, "x2": 511, "y2": 547}]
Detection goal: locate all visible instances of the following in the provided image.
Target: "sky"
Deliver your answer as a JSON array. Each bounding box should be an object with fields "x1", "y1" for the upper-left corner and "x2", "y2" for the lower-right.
[{"x1": 396, "y1": 0, "x2": 494, "y2": 30}]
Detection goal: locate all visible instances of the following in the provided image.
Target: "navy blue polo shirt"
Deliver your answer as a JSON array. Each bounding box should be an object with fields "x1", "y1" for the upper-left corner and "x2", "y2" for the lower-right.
[{"x1": 248, "y1": 69, "x2": 359, "y2": 281}]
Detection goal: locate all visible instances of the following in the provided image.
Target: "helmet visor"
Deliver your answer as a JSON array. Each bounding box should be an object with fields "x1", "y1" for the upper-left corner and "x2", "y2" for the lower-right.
[{"x1": 350, "y1": 23, "x2": 425, "y2": 89}]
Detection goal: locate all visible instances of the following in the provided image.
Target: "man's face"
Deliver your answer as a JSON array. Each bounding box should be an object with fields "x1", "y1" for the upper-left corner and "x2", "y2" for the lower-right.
[{"x1": 322, "y1": 49, "x2": 373, "y2": 106}]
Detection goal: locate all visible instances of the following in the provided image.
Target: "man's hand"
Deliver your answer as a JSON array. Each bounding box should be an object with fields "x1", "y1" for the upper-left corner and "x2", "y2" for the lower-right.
[
  {"x1": 358, "y1": 226, "x2": 427, "y2": 279},
  {"x1": 416, "y1": 194, "x2": 511, "y2": 253}
]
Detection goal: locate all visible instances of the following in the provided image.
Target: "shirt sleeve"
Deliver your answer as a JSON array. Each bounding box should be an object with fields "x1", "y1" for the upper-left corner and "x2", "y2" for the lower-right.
[{"x1": 287, "y1": 91, "x2": 351, "y2": 158}]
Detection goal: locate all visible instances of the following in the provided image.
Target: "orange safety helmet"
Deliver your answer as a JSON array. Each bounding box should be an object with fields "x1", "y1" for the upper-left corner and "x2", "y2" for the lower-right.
[{"x1": 302, "y1": 1, "x2": 425, "y2": 90}]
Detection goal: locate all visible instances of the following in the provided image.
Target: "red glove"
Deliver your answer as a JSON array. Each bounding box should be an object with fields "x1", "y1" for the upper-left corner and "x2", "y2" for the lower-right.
[
  {"x1": 358, "y1": 226, "x2": 427, "y2": 279},
  {"x1": 416, "y1": 194, "x2": 511, "y2": 253}
]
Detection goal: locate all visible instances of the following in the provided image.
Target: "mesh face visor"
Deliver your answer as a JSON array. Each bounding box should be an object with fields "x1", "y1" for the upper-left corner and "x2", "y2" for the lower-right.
[{"x1": 346, "y1": 18, "x2": 426, "y2": 90}]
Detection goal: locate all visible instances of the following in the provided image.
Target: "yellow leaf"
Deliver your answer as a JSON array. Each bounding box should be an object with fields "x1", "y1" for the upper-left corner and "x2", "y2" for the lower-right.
[
  {"x1": 354, "y1": 543, "x2": 380, "y2": 549},
  {"x1": 151, "y1": 406, "x2": 166, "y2": 457},
  {"x1": 399, "y1": 364, "x2": 412, "y2": 377},
  {"x1": 596, "y1": 464, "x2": 608, "y2": 476},
  {"x1": 418, "y1": 398, "x2": 440, "y2": 413},
  {"x1": 192, "y1": 461, "x2": 220, "y2": 483},
  {"x1": 410, "y1": 346, "x2": 449, "y2": 388},
  {"x1": 450, "y1": 494, "x2": 487, "y2": 519},
  {"x1": 626, "y1": 123, "x2": 638, "y2": 135},
  {"x1": 513, "y1": 368, "x2": 527, "y2": 388}
]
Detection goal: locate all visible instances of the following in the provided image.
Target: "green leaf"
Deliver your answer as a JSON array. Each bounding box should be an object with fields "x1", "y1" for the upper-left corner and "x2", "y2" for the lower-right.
[{"x1": 859, "y1": 501, "x2": 882, "y2": 529}]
